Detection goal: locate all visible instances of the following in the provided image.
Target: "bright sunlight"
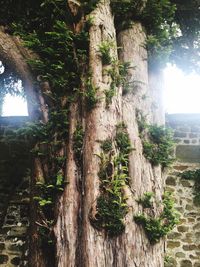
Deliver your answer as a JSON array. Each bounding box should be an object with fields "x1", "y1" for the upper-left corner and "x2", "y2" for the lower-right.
[
  {"x1": 2, "y1": 94, "x2": 28, "y2": 116},
  {"x1": 164, "y1": 64, "x2": 200, "y2": 114},
  {"x1": 2, "y1": 64, "x2": 200, "y2": 116}
]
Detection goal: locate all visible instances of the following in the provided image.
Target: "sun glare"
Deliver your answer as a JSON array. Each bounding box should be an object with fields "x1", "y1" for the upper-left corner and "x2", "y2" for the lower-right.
[
  {"x1": 164, "y1": 64, "x2": 200, "y2": 114},
  {"x1": 2, "y1": 94, "x2": 28, "y2": 116},
  {"x1": 1, "y1": 64, "x2": 200, "y2": 116}
]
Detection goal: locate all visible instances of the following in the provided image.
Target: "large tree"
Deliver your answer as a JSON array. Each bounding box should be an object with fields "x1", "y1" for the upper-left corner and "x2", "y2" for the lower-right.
[{"x1": 0, "y1": 0, "x2": 198, "y2": 266}]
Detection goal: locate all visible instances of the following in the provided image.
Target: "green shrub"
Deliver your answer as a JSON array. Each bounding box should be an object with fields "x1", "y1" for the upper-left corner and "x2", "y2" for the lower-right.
[
  {"x1": 90, "y1": 123, "x2": 132, "y2": 236},
  {"x1": 98, "y1": 41, "x2": 114, "y2": 65},
  {"x1": 142, "y1": 125, "x2": 175, "y2": 168},
  {"x1": 134, "y1": 192, "x2": 179, "y2": 244},
  {"x1": 137, "y1": 192, "x2": 154, "y2": 208}
]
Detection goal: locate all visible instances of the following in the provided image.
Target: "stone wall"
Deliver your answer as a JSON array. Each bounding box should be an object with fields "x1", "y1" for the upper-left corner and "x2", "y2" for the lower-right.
[
  {"x1": 0, "y1": 116, "x2": 30, "y2": 267},
  {"x1": 165, "y1": 114, "x2": 200, "y2": 267}
]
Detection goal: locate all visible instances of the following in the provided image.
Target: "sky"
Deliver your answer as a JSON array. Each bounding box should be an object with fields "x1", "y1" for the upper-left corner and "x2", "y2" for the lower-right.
[
  {"x1": 2, "y1": 64, "x2": 200, "y2": 116},
  {"x1": 2, "y1": 94, "x2": 28, "y2": 116},
  {"x1": 163, "y1": 64, "x2": 200, "y2": 114}
]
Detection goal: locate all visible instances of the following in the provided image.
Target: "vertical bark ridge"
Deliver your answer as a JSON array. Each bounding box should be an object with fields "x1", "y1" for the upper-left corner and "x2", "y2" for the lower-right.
[{"x1": 118, "y1": 23, "x2": 164, "y2": 267}]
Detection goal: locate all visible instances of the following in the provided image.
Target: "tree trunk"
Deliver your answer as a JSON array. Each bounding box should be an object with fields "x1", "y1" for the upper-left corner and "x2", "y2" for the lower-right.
[
  {"x1": 0, "y1": 1, "x2": 166, "y2": 266},
  {"x1": 55, "y1": 2, "x2": 164, "y2": 267}
]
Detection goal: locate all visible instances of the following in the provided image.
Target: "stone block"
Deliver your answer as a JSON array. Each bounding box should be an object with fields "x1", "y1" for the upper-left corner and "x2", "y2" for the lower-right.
[
  {"x1": 167, "y1": 241, "x2": 181, "y2": 248},
  {"x1": 175, "y1": 252, "x2": 185, "y2": 258},
  {"x1": 195, "y1": 232, "x2": 200, "y2": 239},
  {"x1": 176, "y1": 207, "x2": 184, "y2": 213},
  {"x1": 173, "y1": 165, "x2": 189, "y2": 171},
  {"x1": 189, "y1": 255, "x2": 199, "y2": 260},
  {"x1": 180, "y1": 180, "x2": 193, "y2": 187},
  {"x1": 182, "y1": 244, "x2": 197, "y2": 251},
  {"x1": 185, "y1": 233, "x2": 193, "y2": 239},
  {"x1": 194, "y1": 223, "x2": 200, "y2": 230},
  {"x1": 166, "y1": 176, "x2": 176, "y2": 186},
  {"x1": 8, "y1": 243, "x2": 23, "y2": 252},
  {"x1": 178, "y1": 226, "x2": 189, "y2": 232},
  {"x1": 180, "y1": 259, "x2": 192, "y2": 267},
  {"x1": 179, "y1": 218, "x2": 187, "y2": 224},
  {"x1": 167, "y1": 232, "x2": 181, "y2": 240},
  {"x1": 192, "y1": 139, "x2": 198, "y2": 144},
  {"x1": 174, "y1": 139, "x2": 182, "y2": 143},
  {"x1": 185, "y1": 204, "x2": 194, "y2": 211},
  {"x1": 182, "y1": 238, "x2": 193, "y2": 244},
  {"x1": 174, "y1": 131, "x2": 187, "y2": 138},
  {"x1": 176, "y1": 145, "x2": 200, "y2": 163},
  {"x1": 0, "y1": 254, "x2": 8, "y2": 264},
  {"x1": 164, "y1": 257, "x2": 177, "y2": 267},
  {"x1": 6, "y1": 227, "x2": 27, "y2": 238},
  {"x1": 189, "y1": 133, "x2": 198, "y2": 138},
  {"x1": 0, "y1": 243, "x2": 5, "y2": 251},
  {"x1": 187, "y1": 212, "x2": 199, "y2": 217},
  {"x1": 11, "y1": 256, "x2": 21, "y2": 265}
]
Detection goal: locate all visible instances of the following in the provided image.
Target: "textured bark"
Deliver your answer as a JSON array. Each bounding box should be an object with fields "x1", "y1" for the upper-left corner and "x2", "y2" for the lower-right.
[
  {"x1": 55, "y1": 1, "x2": 165, "y2": 267},
  {"x1": 118, "y1": 24, "x2": 165, "y2": 267}
]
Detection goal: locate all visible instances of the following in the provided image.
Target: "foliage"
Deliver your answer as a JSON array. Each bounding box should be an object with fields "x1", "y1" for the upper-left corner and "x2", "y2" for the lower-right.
[
  {"x1": 134, "y1": 192, "x2": 179, "y2": 244},
  {"x1": 20, "y1": 21, "x2": 86, "y2": 96},
  {"x1": 179, "y1": 169, "x2": 200, "y2": 205},
  {"x1": 141, "y1": 0, "x2": 177, "y2": 67},
  {"x1": 85, "y1": 75, "x2": 99, "y2": 110},
  {"x1": 90, "y1": 123, "x2": 132, "y2": 236},
  {"x1": 180, "y1": 169, "x2": 200, "y2": 181},
  {"x1": 145, "y1": 27, "x2": 177, "y2": 68},
  {"x1": 1, "y1": 0, "x2": 200, "y2": 75},
  {"x1": 111, "y1": 0, "x2": 200, "y2": 72},
  {"x1": 115, "y1": 123, "x2": 133, "y2": 155},
  {"x1": 73, "y1": 124, "x2": 84, "y2": 165},
  {"x1": 118, "y1": 61, "x2": 132, "y2": 94},
  {"x1": 142, "y1": 124, "x2": 175, "y2": 168},
  {"x1": 110, "y1": 0, "x2": 146, "y2": 29},
  {"x1": 105, "y1": 86, "x2": 116, "y2": 107},
  {"x1": 136, "y1": 109, "x2": 148, "y2": 135},
  {"x1": 136, "y1": 112, "x2": 175, "y2": 168},
  {"x1": 137, "y1": 192, "x2": 154, "y2": 208},
  {"x1": 111, "y1": 0, "x2": 177, "y2": 68},
  {"x1": 81, "y1": 0, "x2": 100, "y2": 14},
  {"x1": 98, "y1": 41, "x2": 114, "y2": 65},
  {"x1": 100, "y1": 138, "x2": 113, "y2": 153},
  {"x1": 105, "y1": 60, "x2": 131, "y2": 106},
  {"x1": 170, "y1": 0, "x2": 200, "y2": 73},
  {"x1": 94, "y1": 194, "x2": 128, "y2": 236}
]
